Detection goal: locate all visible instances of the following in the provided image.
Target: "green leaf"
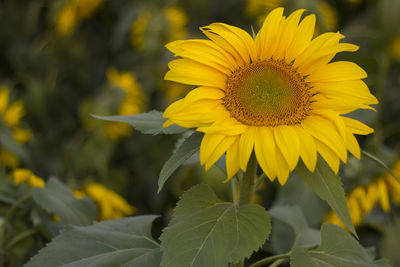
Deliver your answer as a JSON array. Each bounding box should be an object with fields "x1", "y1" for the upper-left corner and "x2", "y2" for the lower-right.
[
  {"x1": 0, "y1": 124, "x2": 27, "y2": 160},
  {"x1": 32, "y1": 178, "x2": 97, "y2": 226},
  {"x1": 362, "y1": 150, "x2": 400, "y2": 181},
  {"x1": 269, "y1": 205, "x2": 320, "y2": 250},
  {"x1": 290, "y1": 223, "x2": 390, "y2": 267},
  {"x1": 25, "y1": 216, "x2": 161, "y2": 267},
  {"x1": 160, "y1": 184, "x2": 271, "y2": 267},
  {"x1": 158, "y1": 132, "x2": 202, "y2": 193},
  {"x1": 297, "y1": 160, "x2": 357, "y2": 236},
  {"x1": 92, "y1": 110, "x2": 186, "y2": 135}
]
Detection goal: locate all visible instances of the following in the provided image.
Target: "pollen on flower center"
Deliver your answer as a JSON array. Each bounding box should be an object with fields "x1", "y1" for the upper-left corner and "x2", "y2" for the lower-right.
[{"x1": 223, "y1": 59, "x2": 312, "y2": 127}]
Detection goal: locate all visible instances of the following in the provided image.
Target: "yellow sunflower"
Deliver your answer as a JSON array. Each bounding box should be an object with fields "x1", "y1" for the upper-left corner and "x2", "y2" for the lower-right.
[{"x1": 163, "y1": 8, "x2": 377, "y2": 185}]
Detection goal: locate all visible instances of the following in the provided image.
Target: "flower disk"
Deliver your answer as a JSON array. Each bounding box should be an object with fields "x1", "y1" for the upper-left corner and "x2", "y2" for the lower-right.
[
  {"x1": 163, "y1": 8, "x2": 378, "y2": 185},
  {"x1": 223, "y1": 59, "x2": 311, "y2": 126}
]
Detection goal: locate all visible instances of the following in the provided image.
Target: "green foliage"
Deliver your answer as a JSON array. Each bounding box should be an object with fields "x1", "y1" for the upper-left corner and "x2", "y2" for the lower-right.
[
  {"x1": 25, "y1": 216, "x2": 161, "y2": 267},
  {"x1": 32, "y1": 178, "x2": 97, "y2": 226},
  {"x1": 297, "y1": 160, "x2": 357, "y2": 236},
  {"x1": 269, "y1": 205, "x2": 320, "y2": 250},
  {"x1": 158, "y1": 132, "x2": 202, "y2": 192},
  {"x1": 0, "y1": 125, "x2": 27, "y2": 161},
  {"x1": 160, "y1": 184, "x2": 271, "y2": 267},
  {"x1": 290, "y1": 223, "x2": 390, "y2": 267},
  {"x1": 93, "y1": 110, "x2": 187, "y2": 135}
]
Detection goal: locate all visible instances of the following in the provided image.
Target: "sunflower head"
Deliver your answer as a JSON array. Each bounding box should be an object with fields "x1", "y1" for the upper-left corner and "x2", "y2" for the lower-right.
[{"x1": 163, "y1": 8, "x2": 377, "y2": 185}]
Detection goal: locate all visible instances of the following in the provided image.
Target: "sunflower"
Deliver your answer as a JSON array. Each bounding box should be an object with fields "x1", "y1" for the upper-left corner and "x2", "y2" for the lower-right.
[{"x1": 163, "y1": 8, "x2": 377, "y2": 185}]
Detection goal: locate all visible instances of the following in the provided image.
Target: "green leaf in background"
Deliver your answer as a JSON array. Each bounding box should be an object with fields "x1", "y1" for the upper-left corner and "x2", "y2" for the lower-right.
[
  {"x1": 290, "y1": 223, "x2": 390, "y2": 267},
  {"x1": 160, "y1": 184, "x2": 271, "y2": 267},
  {"x1": 380, "y1": 217, "x2": 400, "y2": 266},
  {"x1": 158, "y1": 132, "x2": 202, "y2": 193},
  {"x1": 0, "y1": 124, "x2": 27, "y2": 161},
  {"x1": 32, "y1": 178, "x2": 97, "y2": 226},
  {"x1": 269, "y1": 205, "x2": 320, "y2": 250},
  {"x1": 25, "y1": 216, "x2": 161, "y2": 267},
  {"x1": 362, "y1": 150, "x2": 400, "y2": 181},
  {"x1": 297, "y1": 159, "x2": 357, "y2": 236},
  {"x1": 92, "y1": 110, "x2": 187, "y2": 135}
]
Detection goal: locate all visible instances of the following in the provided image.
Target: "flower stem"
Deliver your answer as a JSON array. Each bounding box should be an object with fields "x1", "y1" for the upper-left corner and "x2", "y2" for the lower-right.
[
  {"x1": 249, "y1": 253, "x2": 291, "y2": 267},
  {"x1": 233, "y1": 153, "x2": 258, "y2": 267},
  {"x1": 0, "y1": 193, "x2": 32, "y2": 266},
  {"x1": 239, "y1": 153, "x2": 257, "y2": 206}
]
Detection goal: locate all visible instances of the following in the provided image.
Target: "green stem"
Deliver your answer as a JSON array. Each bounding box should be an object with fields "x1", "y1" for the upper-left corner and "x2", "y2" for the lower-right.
[
  {"x1": 239, "y1": 153, "x2": 257, "y2": 206},
  {"x1": 5, "y1": 228, "x2": 38, "y2": 250},
  {"x1": 269, "y1": 258, "x2": 287, "y2": 267},
  {"x1": 231, "y1": 176, "x2": 239, "y2": 204},
  {"x1": 2, "y1": 193, "x2": 32, "y2": 230},
  {"x1": 0, "y1": 193, "x2": 32, "y2": 266},
  {"x1": 233, "y1": 153, "x2": 258, "y2": 267},
  {"x1": 249, "y1": 253, "x2": 291, "y2": 267},
  {"x1": 255, "y1": 173, "x2": 266, "y2": 189}
]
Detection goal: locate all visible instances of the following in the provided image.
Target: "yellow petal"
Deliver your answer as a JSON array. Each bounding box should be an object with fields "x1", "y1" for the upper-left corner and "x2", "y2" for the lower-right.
[
  {"x1": 0, "y1": 86, "x2": 10, "y2": 114},
  {"x1": 274, "y1": 9, "x2": 305, "y2": 59},
  {"x1": 211, "y1": 23, "x2": 257, "y2": 62},
  {"x1": 315, "y1": 139, "x2": 340, "y2": 174},
  {"x1": 256, "y1": 7, "x2": 284, "y2": 60},
  {"x1": 377, "y1": 179, "x2": 390, "y2": 212},
  {"x1": 307, "y1": 61, "x2": 367, "y2": 83},
  {"x1": 183, "y1": 87, "x2": 225, "y2": 103},
  {"x1": 201, "y1": 26, "x2": 246, "y2": 66},
  {"x1": 225, "y1": 138, "x2": 241, "y2": 181},
  {"x1": 275, "y1": 148, "x2": 290, "y2": 185},
  {"x1": 314, "y1": 80, "x2": 378, "y2": 105},
  {"x1": 165, "y1": 59, "x2": 227, "y2": 89},
  {"x1": 294, "y1": 32, "x2": 338, "y2": 68},
  {"x1": 166, "y1": 40, "x2": 232, "y2": 75},
  {"x1": 166, "y1": 39, "x2": 238, "y2": 71},
  {"x1": 254, "y1": 127, "x2": 277, "y2": 181},
  {"x1": 274, "y1": 125, "x2": 300, "y2": 171},
  {"x1": 313, "y1": 109, "x2": 346, "y2": 140},
  {"x1": 365, "y1": 183, "x2": 379, "y2": 213},
  {"x1": 285, "y1": 14, "x2": 316, "y2": 63},
  {"x1": 199, "y1": 133, "x2": 225, "y2": 165},
  {"x1": 197, "y1": 118, "x2": 249, "y2": 136},
  {"x1": 3, "y1": 100, "x2": 24, "y2": 127},
  {"x1": 239, "y1": 127, "x2": 257, "y2": 171},
  {"x1": 342, "y1": 117, "x2": 374, "y2": 135},
  {"x1": 300, "y1": 43, "x2": 359, "y2": 74},
  {"x1": 295, "y1": 125, "x2": 317, "y2": 172},
  {"x1": 302, "y1": 115, "x2": 347, "y2": 162},
  {"x1": 311, "y1": 94, "x2": 376, "y2": 114},
  {"x1": 205, "y1": 135, "x2": 237, "y2": 170},
  {"x1": 344, "y1": 131, "x2": 361, "y2": 159}
]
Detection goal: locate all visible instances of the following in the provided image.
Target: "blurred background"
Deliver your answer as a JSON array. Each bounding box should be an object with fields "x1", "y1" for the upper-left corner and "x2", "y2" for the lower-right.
[{"x1": 1, "y1": 0, "x2": 400, "y2": 266}]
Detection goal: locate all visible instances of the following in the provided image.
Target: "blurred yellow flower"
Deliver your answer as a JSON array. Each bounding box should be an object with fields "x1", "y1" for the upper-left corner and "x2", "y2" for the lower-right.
[
  {"x1": 10, "y1": 168, "x2": 45, "y2": 188},
  {"x1": 163, "y1": 6, "x2": 188, "y2": 41},
  {"x1": 75, "y1": 183, "x2": 136, "y2": 221},
  {"x1": 245, "y1": 0, "x2": 283, "y2": 26},
  {"x1": 130, "y1": 6, "x2": 188, "y2": 50},
  {"x1": 56, "y1": 0, "x2": 102, "y2": 36},
  {"x1": 317, "y1": 1, "x2": 338, "y2": 31},
  {"x1": 105, "y1": 68, "x2": 146, "y2": 140},
  {"x1": 326, "y1": 161, "x2": 400, "y2": 227},
  {"x1": 391, "y1": 36, "x2": 400, "y2": 61},
  {"x1": 130, "y1": 11, "x2": 151, "y2": 50},
  {"x1": 164, "y1": 82, "x2": 191, "y2": 101},
  {"x1": 346, "y1": 0, "x2": 362, "y2": 6},
  {"x1": 246, "y1": 0, "x2": 283, "y2": 17},
  {"x1": 0, "y1": 86, "x2": 31, "y2": 168}
]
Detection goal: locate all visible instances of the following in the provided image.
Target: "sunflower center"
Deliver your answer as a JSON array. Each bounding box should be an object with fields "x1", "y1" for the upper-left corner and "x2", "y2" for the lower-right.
[{"x1": 223, "y1": 59, "x2": 311, "y2": 127}]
